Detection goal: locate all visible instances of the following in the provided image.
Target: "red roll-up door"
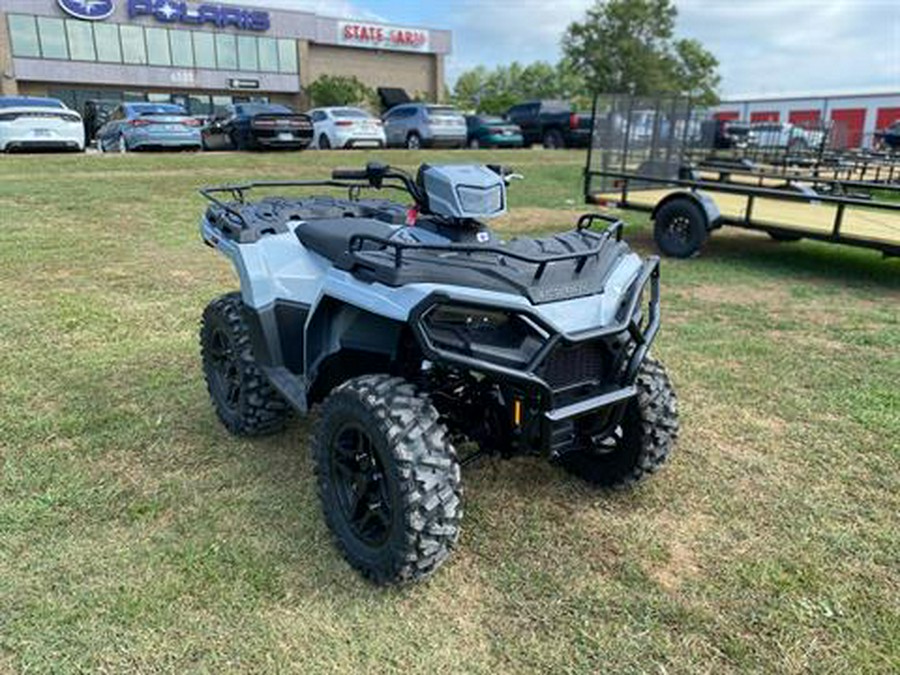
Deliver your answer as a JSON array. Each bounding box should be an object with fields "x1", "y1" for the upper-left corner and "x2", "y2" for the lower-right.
[
  {"x1": 876, "y1": 107, "x2": 900, "y2": 130},
  {"x1": 830, "y1": 108, "x2": 866, "y2": 148},
  {"x1": 750, "y1": 111, "x2": 779, "y2": 122},
  {"x1": 714, "y1": 111, "x2": 740, "y2": 121},
  {"x1": 789, "y1": 109, "x2": 821, "y2": 127}
]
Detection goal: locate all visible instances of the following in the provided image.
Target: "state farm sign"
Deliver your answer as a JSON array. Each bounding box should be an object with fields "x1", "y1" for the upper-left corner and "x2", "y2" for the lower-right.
[{"x1": 337, "y1": 22, "x2": 430, "y2": 52}]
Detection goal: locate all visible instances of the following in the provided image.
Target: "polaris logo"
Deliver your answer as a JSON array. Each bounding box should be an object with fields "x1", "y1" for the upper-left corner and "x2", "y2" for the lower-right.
[
  {"x1": 128, "y1": 0, "x2": 271, "y2": 31},
  {"x1": 532, "y1": 281, "x2": 595, "y2": 303},
  {"x1": 57, "y1": 0, "x2": 115, "y2": 21}
]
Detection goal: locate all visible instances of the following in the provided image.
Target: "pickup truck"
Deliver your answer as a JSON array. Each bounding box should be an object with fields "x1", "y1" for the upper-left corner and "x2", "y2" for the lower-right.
[{"x1": 506, "y1": 100, "x2": 593, "y2": 149}]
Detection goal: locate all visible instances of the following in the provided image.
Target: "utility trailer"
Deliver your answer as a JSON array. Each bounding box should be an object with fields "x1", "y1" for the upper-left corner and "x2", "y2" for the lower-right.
[{"x1": 583, "y1": 95, "x2": 900, "y2": 258}]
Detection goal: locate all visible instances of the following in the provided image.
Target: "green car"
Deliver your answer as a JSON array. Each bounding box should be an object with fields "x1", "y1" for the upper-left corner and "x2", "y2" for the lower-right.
[{"x1": 465, "y1": 115, "x2": 524, "y2": 149}]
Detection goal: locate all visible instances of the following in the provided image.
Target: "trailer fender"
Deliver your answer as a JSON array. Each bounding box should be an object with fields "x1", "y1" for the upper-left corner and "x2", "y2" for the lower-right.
[{"x1": 651, "y1": 191, "x2": 722, "y2": 232}]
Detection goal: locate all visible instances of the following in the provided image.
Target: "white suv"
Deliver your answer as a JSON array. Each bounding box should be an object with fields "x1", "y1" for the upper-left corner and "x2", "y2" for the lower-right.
[{"x1": 749, "y1": 122, "x2": 825, "y2": 150}]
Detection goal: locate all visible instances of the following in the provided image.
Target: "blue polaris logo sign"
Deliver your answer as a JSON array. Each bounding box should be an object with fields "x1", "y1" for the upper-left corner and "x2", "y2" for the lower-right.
[
  {"x1": 57, "y1": 0, "x2": 115, "y2": 20},
  {"x1": 128, "y1": 0, "x2": 271, "y2": 31}
]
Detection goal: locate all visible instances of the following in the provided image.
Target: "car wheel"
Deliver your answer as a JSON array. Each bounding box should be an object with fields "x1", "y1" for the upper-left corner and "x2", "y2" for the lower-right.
[
  {"x1": 542, "y1": 129, "x2": 565, "y2": 150},
  {"x1": 115, "y1": 135, "x2": 128, "y2": 154},
  {"x1": 319, "y1": 134, "x2": 331, "y2": 150},
  {"x1": 468, "y1": 137, "x2": 480, "y2": 149},
  {"x1": 406, "y1": 133, "x2": 422, "y2": 150}
]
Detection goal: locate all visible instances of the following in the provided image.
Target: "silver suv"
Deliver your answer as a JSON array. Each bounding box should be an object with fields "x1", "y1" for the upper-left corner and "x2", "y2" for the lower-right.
[{"x1": 383, "y1": 103, "x2": 467, "y2": 149}]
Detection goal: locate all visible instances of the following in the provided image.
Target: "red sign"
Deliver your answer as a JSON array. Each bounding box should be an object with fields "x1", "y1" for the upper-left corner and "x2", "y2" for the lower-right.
[{"x1": 338, "y1": 22, "x2": 430, "y2": 51}]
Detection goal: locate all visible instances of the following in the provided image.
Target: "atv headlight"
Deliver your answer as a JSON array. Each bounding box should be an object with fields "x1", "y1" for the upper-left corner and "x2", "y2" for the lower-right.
[
  {"x1": 456, "y1": 184, "x2": 504, "y2": 216},
  {"x1": 421, "y1": 304, "x2": 546, "y2": 369}
]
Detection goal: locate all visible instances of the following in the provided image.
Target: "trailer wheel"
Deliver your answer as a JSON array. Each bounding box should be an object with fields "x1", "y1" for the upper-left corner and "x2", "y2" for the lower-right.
[{"x1": 654, "y1": 198, "x2": 708, "y2": 258}]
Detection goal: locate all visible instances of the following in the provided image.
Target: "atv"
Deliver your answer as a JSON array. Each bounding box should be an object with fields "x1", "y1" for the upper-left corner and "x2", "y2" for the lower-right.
[{"x1": 198, "y1": 161, "x2": 678, "y2": 584}]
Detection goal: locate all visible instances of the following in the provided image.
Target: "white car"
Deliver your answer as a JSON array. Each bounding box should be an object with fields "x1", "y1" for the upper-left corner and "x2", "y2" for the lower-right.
[
  {"x1": 308, "y1": 107, "x2": 386, "y2": 150},
  {"x1": 748, "y1": 122, "x2": 825, "y2": 150},
  {"x1": 0, "y1": 96, "x2": 85, "y2": 153}
]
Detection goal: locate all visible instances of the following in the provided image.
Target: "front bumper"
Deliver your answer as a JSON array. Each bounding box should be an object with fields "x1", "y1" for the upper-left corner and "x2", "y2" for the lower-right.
[
  {"x1": 483, "y1": 133, "x2": 524, "y2": 147},
  {"x1": 411, "y1": 256, "x2": 661, "y2": 457}
]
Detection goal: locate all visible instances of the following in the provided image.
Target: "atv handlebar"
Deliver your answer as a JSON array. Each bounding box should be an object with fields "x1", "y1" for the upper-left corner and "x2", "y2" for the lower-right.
[
  {"x1": 332, "y1": 162, "x2": 427, "y2": 208},
  {"x1": 331, "y1": 169, "x2": 370, "y2": 181}
]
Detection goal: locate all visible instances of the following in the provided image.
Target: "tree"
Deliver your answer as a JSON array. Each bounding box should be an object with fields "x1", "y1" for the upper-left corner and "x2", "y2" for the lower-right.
[
  {"x1": 307, "y1": 74, "x2": 375, "y2": 108},
  {"x1": 562, "y1": 0, "x2": 719, "y2": 103}
]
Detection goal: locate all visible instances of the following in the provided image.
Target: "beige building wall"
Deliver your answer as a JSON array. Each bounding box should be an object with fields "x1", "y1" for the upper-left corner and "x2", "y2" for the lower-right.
[
  {"x1": 307, "y1": 45, "x2": 439, "y2": 103},
  {"x1": 0, "y1": 15, "x2": 20, "y2": 95}
]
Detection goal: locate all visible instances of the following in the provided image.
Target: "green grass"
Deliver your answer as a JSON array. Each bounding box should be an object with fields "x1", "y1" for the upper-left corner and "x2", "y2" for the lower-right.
[{"x1": 1, "y1": 149, "x2": 898, "y2": 674}]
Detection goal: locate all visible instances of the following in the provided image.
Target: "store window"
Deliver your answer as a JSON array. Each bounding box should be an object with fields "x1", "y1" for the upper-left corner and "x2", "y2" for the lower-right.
[
  {"x1": 170, "y1": 30, "x2": 193, "y2": 68},
  {"x1": 145, "y1": 28, "x2": 171, "y2": 66},
  {"x1": 120, "y1": 25, "x2": 147, "y2": 64},
  {"x1": 66, "y1": 20, "x2": 96, "y2": 61},
  {"x1": 189, "y1": 95, "x2": 212, "y2": 117},
  {"x1": 37, "y1": 17, "x2": 68, "y2": 60},
  {"x1": 237, "y1": 35, "x2": 258, "y2": 71},
  {"x1": 215, "y1": 34, "x2": 237, "y2": 69},
  {"x1": 193, "y1": 32, "x2": 216, "y2": 69},
  {"x1": 258, "y1": 37, "x2": 278, "y2": 73},
  {"x1": 93, "y1": 23, "x2": 122, "y2": 63},
  {"x1": 277, "y1": 39, "x2": 298, "y2": 74},
  {"x1": 8, "y1": 15, "x2": 41, "y2": 58}
]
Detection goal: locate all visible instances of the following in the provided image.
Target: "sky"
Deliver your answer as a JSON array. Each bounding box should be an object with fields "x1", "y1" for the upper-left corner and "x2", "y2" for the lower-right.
[{"x1": 240, "y1": 0, "x2": 900, "y2": 99}]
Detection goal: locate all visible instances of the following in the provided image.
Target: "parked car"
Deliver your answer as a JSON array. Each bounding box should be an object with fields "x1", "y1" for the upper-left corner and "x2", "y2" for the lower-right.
[
  {"x1": 465, "y1": 115, "x2": 523, "y2": 149},
  {"x1": 96, "y1": 102, "x2": 202, "y2": 152},
  {"x1": 748, "y1": 122, "x2": 826, "y2": 150},
  {"x1": 308, "y1": 107, "x2": 385, "y2": 149},
  {"x1": 875, "y1": 121, "x2": 900, "y2": 151},
  {"x1": 0, "y1": 96, "x2": 84, "y2": 153},
  {"x1": 83, "y1": 99, "x2": 119, "y2": 145},
  {"x1": 382, "y1": 103, "x2": 467, "y2": 149},
  {"x1": 505, "y1": 100, "x2": 592, "y2": 149},
  {"x1": 202, "y1": 103, "x2": 313, "y2": 151},
  {"x1": 700, "y1": 119, "x2": 752, "y2": 150}
]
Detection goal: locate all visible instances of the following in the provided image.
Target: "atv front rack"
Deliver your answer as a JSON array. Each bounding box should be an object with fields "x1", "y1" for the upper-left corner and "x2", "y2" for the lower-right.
[{"x1": 349, "y1": 213, "x2": 625, "y2": 281}]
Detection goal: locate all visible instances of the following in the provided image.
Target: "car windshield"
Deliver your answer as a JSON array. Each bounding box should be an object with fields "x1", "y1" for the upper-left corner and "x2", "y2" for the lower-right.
[
  {"x1": 332, "y1": 108, "x2": 370, "y2": 119},
  {"x1": 129, "y1": 103, "x2": 186, "y2": 116},
  {"x1": 237, "y1": 104, "x2": 294, "y2": 116},
  {"x1": 427, "y1": 106, "x2": 461, "y2": 116},
  {"x1": 0, "y1": 97, "x2": 65, "y2": 109}
]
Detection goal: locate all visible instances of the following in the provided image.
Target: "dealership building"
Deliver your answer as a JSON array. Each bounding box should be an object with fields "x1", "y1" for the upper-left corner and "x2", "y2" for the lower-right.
[{"x1": 0, "y1": 0, "x2": 451, "y2": 115}]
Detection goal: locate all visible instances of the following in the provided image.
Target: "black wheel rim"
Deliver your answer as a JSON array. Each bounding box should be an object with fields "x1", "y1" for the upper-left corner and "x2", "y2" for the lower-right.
[
  {"x1": 665, "y1": 213, "x2": 692, "y2": 245},
  {"x1": 330, "y1": 424, "x2": 392, "y2": 547},
  {"x1": 208, "y1": 327, "x2": 241, "y2": 414}
]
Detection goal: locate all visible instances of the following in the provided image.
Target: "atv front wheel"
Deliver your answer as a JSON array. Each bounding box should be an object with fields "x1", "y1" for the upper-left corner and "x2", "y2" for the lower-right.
[
  {"x1": 200, "y1": 292, "x2": 290, "y2": 436},
  {"x1": 558, "y1": 356, "x2": 678, "y2": 489},
  {"x1": 314, "y1": 375, "x2": 462, "y2": 584}
]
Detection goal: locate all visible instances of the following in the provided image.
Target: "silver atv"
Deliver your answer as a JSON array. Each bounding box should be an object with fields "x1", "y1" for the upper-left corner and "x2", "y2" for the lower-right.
[{"x1": 198, "y1": 161, "x2": 678, "y2": 584}]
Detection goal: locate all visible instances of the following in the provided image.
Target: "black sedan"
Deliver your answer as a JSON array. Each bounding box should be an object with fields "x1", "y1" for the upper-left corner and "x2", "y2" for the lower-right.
[
  {"x1": 876, "y1": 121, "x2": 900, "y2": 151},
  {"x1": 202, "y1": 103, "x2": 313, "y2": 151}
]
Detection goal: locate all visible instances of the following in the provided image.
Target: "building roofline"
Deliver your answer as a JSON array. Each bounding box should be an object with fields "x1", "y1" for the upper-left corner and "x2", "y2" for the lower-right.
[{"x1": 721, "y1": 89, "x2": 900, "y2": 104}]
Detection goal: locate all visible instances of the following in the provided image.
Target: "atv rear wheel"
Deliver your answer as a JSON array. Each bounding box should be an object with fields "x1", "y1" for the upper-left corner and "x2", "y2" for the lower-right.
[
  {"x1": 314, "y1": 375, "x2": 462, "y2": 584},
  {"x1": 200, "y1": 292, "x2": 290, "y2": 436},
  {"x1": 558, "y1": 356, "x2": 678, "y2": 489}
]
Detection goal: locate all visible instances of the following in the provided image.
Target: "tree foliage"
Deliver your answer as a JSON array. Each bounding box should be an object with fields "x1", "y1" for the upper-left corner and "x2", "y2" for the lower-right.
[
  {"x1": 451, "y1": 0, "x2": 720, "y2": 114},
  {"x1": 562, "y1": 0, "x2": 720, "y2": 105},
  {"x1": 307, "y1": 74, "x2": 375, "y2": 108}
]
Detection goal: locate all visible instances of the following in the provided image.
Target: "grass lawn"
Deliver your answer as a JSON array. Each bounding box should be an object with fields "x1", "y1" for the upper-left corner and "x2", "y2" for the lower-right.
[{"x1": 1, "y1": 149, "x2": 898, "y2": 673}]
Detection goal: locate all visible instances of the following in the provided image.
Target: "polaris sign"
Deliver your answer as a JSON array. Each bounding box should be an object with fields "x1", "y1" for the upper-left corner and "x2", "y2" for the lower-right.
[
  {"x1": 128, "y1": 0, "x2": 271, "y2": 31},
  {"x1": 57, "y1": 0, "x2": 115, "y2": 21}
]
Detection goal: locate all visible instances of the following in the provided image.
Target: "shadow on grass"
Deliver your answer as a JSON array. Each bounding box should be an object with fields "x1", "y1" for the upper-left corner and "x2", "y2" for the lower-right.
[{"x1": 623, "y1": 226, "x2": 900, "y2": 291}]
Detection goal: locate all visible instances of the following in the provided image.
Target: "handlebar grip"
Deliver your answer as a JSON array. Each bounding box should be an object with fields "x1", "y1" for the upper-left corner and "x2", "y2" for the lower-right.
[{"x1": 332, "y1": 169, "x2": 369, "y2": 180}]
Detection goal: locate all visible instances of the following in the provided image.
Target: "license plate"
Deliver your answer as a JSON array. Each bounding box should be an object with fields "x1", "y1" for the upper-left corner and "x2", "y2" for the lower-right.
[
  {"x1": 33, "y1": 129, "x2": 52, "y2": 138},
  {"x1": 278, "y1": 132, "x2": 294, "y2": 141}
]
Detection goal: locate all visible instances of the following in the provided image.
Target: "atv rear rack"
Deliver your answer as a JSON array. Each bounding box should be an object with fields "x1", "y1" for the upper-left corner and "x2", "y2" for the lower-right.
[
  {"x1": 199, "y1": 179, "x2": 406, "y2": 226},
  {"x1": 349, "y1": 213, "x2": 625, "y2": 281}
]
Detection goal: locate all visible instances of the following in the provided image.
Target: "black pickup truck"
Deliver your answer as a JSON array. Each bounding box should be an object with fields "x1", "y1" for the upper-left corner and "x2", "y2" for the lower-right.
[{"x1": 506, "y1": 100, "x2": 593, "y2": 149}]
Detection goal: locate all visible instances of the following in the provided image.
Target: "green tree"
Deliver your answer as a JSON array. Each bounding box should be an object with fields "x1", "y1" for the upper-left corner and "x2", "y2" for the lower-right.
[
  {"x1": 562, "y1": 0, "x2": 719, "y2": 103},
  {"x1": 307, "y1": 74, "x2": 375, "y2": 108}
]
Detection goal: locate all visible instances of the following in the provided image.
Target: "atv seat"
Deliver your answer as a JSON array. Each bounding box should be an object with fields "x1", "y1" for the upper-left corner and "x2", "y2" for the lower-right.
[{"x1": 295, "y1": 218, "x2": 396, "y2": 263}]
